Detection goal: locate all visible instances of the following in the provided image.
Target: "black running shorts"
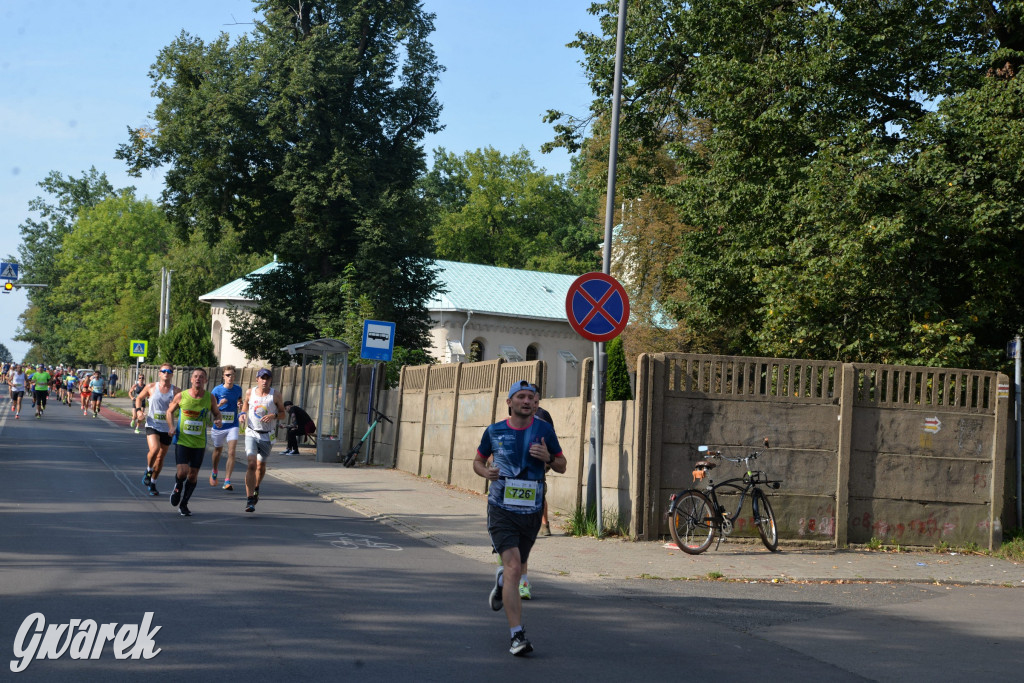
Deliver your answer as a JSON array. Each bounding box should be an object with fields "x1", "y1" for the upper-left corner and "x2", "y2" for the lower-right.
[
  {"x1": 487, "y1": 505, "x2": 543, "y2": 563},
  {"x1": 174, "y1": 444, "x2": 205, "y2": 469},
  {"x1": 146, "y1": 427, "x2": 173, "y2": 446}
]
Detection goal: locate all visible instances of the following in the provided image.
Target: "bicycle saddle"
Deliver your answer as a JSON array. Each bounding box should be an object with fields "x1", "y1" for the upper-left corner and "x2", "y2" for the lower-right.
[{"x1": 694, "y1": 460, "x2": 717, "y2": 471}]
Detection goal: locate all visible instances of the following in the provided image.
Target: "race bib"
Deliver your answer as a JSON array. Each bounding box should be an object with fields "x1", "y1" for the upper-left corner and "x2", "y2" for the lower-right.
[
  {"x1": 220, "y1": 411, "x2": 235, "y2": 423},
  {"x1": 183, "y1": 419, "x2": 204, "y2": 436},
  {"x1": 502, "y1": 479, "x2": 541, "y2": 508},
  {"x1": 154, "y1": 411, "x2": 166, "y2": 421}
]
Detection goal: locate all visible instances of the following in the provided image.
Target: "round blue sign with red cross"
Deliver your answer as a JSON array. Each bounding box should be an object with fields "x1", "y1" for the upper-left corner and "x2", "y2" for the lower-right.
[{"x1": 565, "y1": 272, "x2": 630, "y2": 342}]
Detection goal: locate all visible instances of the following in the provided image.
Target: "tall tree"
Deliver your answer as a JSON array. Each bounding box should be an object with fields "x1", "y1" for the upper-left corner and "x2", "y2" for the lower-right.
[
  {"x1": 117, "y1": 0, "x2": 444, "y2": 358},
  {"x1": 0, "y1": 343, "x2": 12, "y2": 364},
  {"x1": 48, "y1": 192, "x2": 171, "y2": 365},
  {"x1": 421, "y1": 146, "x2": 600, "y2": 273},
  {"x1": 552, "y1": 0, "x2": 1024, "y2": 369},
  {"x1": 11, "y1": 169, "x2": 121, "y2": 365}
]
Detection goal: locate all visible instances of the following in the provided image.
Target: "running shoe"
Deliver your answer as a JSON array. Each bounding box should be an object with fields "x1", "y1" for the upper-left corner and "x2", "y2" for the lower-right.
[
  {"x1": 148, "y1": 483, "x2": 159, "y2": 496},
  {"x1": 489, "y1": 567, "x2": 504, "y2": 611},
  {"x1": 170, "y1": 486, "x2": 182, "y2": 507},
  {"x1": 245, "y1": 497, "x2": 255, "y2": 513},
  {"x1": 14, "y1": 414, "x2": 19, "y2": 419},
  {"x1": 253, "y1": 487, "x2": 259, "y2": 504},
  {"x1": 222, "y1": 482, "x2": 233, "y2": 491},
  {"x1": 209, "y1": 472, "x2": 218, "y2": 486},
  {"x1": 519, "y1": 579, "x2": 531, "y2": 600},
  {"x1": 134, "y1": 428, "x2": 141, "y2": 434},
  {"x1": 541, "y1": 523, "x2": 552, "y2": 537},
  {"x1": 509, "y1": 630, "x2": 533, "y2": 656},
  {"x1": 143, "y1": 471, "x2": 152, "y2": 486},
  {"x1": 178, "y1": 504, "x2": 191, "y2": 517},
  {"x1": 35, "y1": 413, "x2": 40, "y2": 419},
  {"x1": 130, "y1": 418, "x2": 137, "y2": 428}
]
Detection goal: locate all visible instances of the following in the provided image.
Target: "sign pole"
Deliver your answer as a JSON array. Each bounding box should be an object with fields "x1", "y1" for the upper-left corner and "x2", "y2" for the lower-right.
[
  {"x1": 1014, "y1": 335, "x2": 1022, "y2": 529},
  {"x1": 588, "y1": 0, "x2": 628, "y2": 538}
]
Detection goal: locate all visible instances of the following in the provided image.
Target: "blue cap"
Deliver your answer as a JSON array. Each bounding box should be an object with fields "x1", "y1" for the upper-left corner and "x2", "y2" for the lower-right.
[
  {"x1": 507, "y1": 380, "x2": 537, "y2": 399},
  {"x1": 257, "y1": 368, "x2": 272, "y2": 379}
]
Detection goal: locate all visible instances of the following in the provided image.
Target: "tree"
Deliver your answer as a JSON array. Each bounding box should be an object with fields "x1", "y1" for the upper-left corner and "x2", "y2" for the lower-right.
[
  {"x1": 0, "y1": 342, "x2": 12, "y2": 364},
  {"x1": 156, "y1": 312, "x2": 217, "y2": 366},
  {"x1": 48, "y1": 192, "x2": 171, "y2": 365},
  {"x1": 421, "y1": 146, "x2": 600, "y2": 273},
  {"x1": 604, "y1": 335, "x2": 631, "y2": 400},
  {"x1": 552, "y1": 0, "x2": 1024, "y2": 369},
  {"x1": 11, "y1": 169, "x2": 122, "y2": 365},
  {"x1": 117, "y1": 0, "x2": 444, "y2": 359}
]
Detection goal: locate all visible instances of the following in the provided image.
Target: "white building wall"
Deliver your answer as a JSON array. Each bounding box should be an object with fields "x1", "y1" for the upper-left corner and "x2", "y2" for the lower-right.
[
  {"x1": 427, "y1": 311, "x2": 588, "y2": 398},
  {"x1": 208, "y1": 303, "x2": 260, "y2": 368}
]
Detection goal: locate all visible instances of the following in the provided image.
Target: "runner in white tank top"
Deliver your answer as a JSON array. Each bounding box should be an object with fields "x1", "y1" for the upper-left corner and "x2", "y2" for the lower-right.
[
  {"x1": 134, "y1": 365, "x2": 181, "y2": 497},
  {"x1": 241, "y1": 369, "x2": 286, "y2": 513}
]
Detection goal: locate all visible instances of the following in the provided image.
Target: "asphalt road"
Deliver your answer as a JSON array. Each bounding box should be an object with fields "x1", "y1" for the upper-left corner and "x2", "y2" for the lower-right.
[{"x1": 1, "y1": 397, "x2": 1021, "y2": 681}]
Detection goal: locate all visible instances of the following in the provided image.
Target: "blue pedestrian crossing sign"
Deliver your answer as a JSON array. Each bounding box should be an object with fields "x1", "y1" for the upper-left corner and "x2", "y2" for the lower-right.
[
  {"x1": 0, "y1": 262, "x2": 18, "y2": 280},
  {"x1": 129, "y1": 340, "x2": 148, "y2": 357}
]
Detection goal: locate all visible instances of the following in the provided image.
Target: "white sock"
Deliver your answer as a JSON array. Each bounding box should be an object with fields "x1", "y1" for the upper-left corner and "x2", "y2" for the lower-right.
[
  {"x1": 510, "y1": 626, "x2": 523, "y2": 637},
  {"x1": 520, "y1": 574, "x2": 529, "y2": 585}
]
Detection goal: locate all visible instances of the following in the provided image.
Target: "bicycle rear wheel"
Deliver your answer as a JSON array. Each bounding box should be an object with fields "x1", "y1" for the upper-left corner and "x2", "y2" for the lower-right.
[
  {"x1": 752, "y1": 489, "x2": 779, "y2": 552},
  {"x1": 670, "y1": 490, "x2": 716, "y2": 555}
]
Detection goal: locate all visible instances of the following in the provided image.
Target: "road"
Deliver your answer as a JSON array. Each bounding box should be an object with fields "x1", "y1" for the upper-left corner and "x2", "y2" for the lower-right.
[{"x1": 1, "y1": 397, "x2": 1021, "y2": 681}]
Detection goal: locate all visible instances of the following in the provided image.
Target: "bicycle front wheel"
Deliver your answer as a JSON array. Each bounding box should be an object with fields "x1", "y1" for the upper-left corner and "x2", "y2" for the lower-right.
[
  {"x1": 752, "y1": 489, "x2": 779, "y2": 552},
  {"x1": 670, "y1": 490, "x2": 716, "y2": 555}
]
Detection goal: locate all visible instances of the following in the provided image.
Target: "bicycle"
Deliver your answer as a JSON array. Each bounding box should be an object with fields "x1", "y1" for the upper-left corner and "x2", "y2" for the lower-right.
[
  {"x1": 343, "y1": 407, "x2": 393, "y2": 467},
  {"x1": 666, "y1": 438, "x2": 782, "y2": 554}
]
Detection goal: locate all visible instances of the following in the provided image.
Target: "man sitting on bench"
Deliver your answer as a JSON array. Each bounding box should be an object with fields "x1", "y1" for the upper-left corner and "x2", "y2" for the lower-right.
[{"x1": 282, "y1": 401, "x2": 316, "y2": 455}]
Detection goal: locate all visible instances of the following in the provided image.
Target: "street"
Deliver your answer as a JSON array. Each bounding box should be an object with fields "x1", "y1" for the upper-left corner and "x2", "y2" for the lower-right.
[{"x1": 1, "y1": 397, "x2": 1021, "y2": 681}]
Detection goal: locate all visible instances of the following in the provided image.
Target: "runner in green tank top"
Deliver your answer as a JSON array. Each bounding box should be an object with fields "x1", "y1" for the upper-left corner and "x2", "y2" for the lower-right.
[{"x1": 166, "y1": 368, "x2": 223, "y2": 517}]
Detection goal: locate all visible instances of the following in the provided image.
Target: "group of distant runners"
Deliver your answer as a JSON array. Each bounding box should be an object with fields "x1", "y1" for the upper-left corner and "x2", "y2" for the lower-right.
[
  {"x1": 4, "y1": 363, "x2": 110, "y2": 420},
  {"x1": 130, "y1": 364, "x2": 287, "y2": 517}
]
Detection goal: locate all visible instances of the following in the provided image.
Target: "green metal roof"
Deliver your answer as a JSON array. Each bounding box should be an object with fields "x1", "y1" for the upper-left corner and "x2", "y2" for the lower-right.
[
  {"x1": 427, "y1": 260, "x2": 576, "y2": 321},
  {"x1": 200, "y1": 258, "x2": 577, "y2": 322},
  {"x1": 198, "y1": 261, "x2": 280, "y2": 303}
]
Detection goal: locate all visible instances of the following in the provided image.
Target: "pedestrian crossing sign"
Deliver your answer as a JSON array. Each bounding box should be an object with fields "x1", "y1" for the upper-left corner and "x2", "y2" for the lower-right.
[
  {"x1": 0, "y1": 262, "x2": 18, "y2": 280},
  {"x1": 129, "y1": 340, "x2": 148, "y2": 357}
]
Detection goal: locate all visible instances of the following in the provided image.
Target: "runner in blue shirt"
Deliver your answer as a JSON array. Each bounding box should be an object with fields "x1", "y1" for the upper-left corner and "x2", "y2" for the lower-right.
[
  {"x1": 209, "y1": 365, "x2": 244, "y2": 491},
  {"x1": 473, "y1": 380, "x2": 566, "y2": 657}
]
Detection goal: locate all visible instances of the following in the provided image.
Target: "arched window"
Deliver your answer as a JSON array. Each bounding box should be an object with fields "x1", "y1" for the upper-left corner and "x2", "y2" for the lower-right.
[
  {"x1": 469, "y1": 339, "x2": 484, "y2": 362},
  {"x1": 212, "y1": 320, "x2": 223, "y2": 362},
  {"x1": 526, "y1": 344, "x2": 539, "y2": 361}
]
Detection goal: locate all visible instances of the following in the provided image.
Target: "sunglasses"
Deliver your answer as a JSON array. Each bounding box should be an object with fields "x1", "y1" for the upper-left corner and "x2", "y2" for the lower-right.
[
  {"x1": 223, "y1": 373, "x2": 234, "y2": 377},
  {"x1": 159, "y1": 369, "x2": 173, "y2": 374}
]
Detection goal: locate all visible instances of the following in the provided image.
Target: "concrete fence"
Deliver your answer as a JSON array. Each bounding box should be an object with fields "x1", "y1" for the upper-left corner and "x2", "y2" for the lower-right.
[{"x1": 381, "y1": 353, "x2": 1014, "y2": 550}]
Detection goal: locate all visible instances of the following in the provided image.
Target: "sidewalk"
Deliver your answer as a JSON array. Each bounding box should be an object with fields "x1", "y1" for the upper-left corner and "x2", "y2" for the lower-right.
[{"x1": 101, "y1": 397, "x2": 1024, "y2": 587}]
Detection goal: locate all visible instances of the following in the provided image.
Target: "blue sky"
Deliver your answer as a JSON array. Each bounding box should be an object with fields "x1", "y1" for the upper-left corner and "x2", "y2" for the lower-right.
[{"x1": 0, "y1": 0, "x2": 600, "y2": 361}]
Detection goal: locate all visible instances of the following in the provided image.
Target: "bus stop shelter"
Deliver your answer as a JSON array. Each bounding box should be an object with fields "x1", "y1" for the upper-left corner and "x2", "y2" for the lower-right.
[{"x1": 280, "y1": 338, "x2": 350, "y2": 463}]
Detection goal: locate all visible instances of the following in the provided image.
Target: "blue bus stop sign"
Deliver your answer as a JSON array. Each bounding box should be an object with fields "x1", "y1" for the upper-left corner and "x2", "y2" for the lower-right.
[{"x1": 361, "y1": 320, "x2": 396, "y2": 362}]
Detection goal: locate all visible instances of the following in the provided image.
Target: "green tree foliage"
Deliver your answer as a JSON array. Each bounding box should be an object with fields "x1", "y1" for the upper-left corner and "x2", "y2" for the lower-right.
[
  {"x1": 421, "y1": 146, "x2": 601, "y2": 274},
  {"x1": 49, "y1": 192, "x2": 171, "y2": 365},
  {"x1": 0, "y1": 343, "x2": 12, "y2": 364},
  {"x1": 553, "y1": 0, "x2": 1024, "y2": 369},
  {"x1": 156, "y1": 311, "x2": 217, "y2": 366},
  {"x1": 11, "y1": 169, "x2": 121, "y2": 365},
  {"x1": 117, "y1": 0, "x2": 444, "y2": 357},
  {"x1": 604, "y1": 335, "x2": 632, "y2": 400}
]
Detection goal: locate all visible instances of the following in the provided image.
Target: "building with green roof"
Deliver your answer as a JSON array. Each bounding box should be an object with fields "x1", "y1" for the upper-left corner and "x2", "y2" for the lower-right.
[{"x1": 200, "y1": 259, "x2": 591, "y2": 396}]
